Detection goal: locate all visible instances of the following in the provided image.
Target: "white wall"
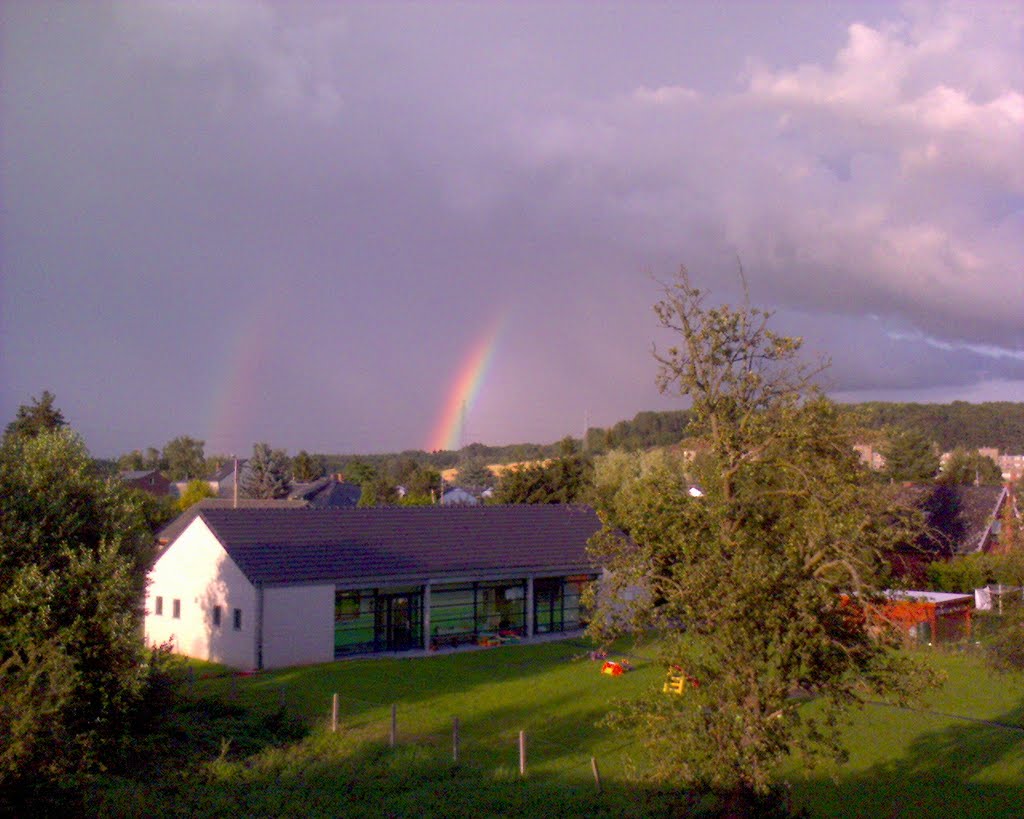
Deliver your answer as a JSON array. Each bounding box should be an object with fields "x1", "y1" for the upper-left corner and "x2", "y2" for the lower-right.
[
  {"x1": 262, "y1": 585, "x2": 335, "y2": 669},
  {"x1": 145, "y1": 518, "x2": 257, "y2": 670}
]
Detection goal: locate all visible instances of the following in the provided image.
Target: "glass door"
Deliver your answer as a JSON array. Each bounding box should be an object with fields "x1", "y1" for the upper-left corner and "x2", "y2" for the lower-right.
[{"x1": 375, "y1": 593, "x2": 422, "y2": 651}]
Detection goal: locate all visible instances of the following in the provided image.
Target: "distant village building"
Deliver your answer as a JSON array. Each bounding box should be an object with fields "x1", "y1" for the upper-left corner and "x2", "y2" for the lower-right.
[
  {"x1": 939, "y1": 448, "x2": 1024, "y2": 482},
  {"x1": 120, "y1": 469, "x2": 173, "y2": 497},
  {"x1": 853, "y1": 444, "x2": 886, "y2": 470}
]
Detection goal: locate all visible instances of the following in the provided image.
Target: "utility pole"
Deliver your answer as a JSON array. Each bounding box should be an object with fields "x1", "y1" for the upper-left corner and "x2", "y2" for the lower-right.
[{"x1": 233, "y1": 456, "x2": 239, "y2": 508}]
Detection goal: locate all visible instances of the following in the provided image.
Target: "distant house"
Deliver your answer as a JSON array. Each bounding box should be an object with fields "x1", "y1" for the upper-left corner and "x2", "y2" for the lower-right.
[
  {"x1": 440, "y1": 486, "x2": 480, "y2": 506},
  {"x1": 145, "y1": 505, "x2": 601, "y2": 670},
  {"x1": 880, "y1": 590, "x2": 974, "y2": 643},
  {"x1": 889, "y1": 483, "x2": 1010, "y2": 582},
  {"x1": 198, "y1": 459, "x2": 249, "y2": 499},
  {"x1": 288, "y1": 477, "x2": 362, "y2": 508},
  {"x1": 120, "y1": 469, "x2": 172, "y2": 497}
]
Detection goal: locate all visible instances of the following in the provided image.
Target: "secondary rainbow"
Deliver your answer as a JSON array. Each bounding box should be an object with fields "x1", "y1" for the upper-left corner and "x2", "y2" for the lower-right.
[{"x1": 427, "y1": 318, "x2": 504, "y2": 452}]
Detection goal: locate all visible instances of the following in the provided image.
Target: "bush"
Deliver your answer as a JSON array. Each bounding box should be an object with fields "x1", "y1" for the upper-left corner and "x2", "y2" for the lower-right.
[{"x1": 0, "y1": 429, "x2": 155, "y2": 789}]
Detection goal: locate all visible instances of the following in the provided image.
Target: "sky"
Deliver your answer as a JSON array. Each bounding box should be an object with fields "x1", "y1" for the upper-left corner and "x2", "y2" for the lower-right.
[{"x1": 1, "y1": 1, "x2": 1021, "y2": 458}]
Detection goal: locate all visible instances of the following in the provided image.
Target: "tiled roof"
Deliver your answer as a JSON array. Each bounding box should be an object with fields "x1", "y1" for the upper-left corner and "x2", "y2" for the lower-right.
[
  {"x1": 196, "y1": 505, "x2": 602, "y2": 585},
  {"x1": 157, "y1": 498, "x2": 309, "y2": 545},
  {"x1": 289, "y1": 478, "x2": 362, "y2": 508},
  {"x1": 897, "y1": 484, "x2": 1006, "y2": 556},
  {"x1": 120, "y1": 469, "x2": 160, "y2": 480}
]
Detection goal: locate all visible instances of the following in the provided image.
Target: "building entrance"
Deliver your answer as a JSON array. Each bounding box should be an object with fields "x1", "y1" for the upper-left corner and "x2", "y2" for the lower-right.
[{"x1": 375, "y1": 593, "x2": 422, "y2": 651}]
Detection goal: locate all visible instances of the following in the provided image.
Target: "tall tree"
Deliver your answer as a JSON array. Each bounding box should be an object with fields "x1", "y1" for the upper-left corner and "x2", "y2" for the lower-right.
[
  {"x1": 292, "y1": 450, "x2": 326, "y2": 483},
  {"x1": 456, "y1": 458, "x2": 495, "y2": 488},
  {"x1": 161, "y1": 436, "x2": 206, "y2": 481},
  {"x1": 241, "y1": 443, "x2": 292, "y2": 499},
  {"x1": 117, "y1": 449, "x2": 146, "y2": 471},
  {"x1": 0, "y1": 428, "x2": 154, "y2": 789},
  {"x1": 357, "y1": 474, "x2": 400, "y2": 507},
  {"x1": 880, "y1": 426, "x2": 940, "y2": 482},
  {"x1": 4, "y1": 391, "x2": 66, "y2": 441},
  {"x1": 494, "y1": 455, "x2": 591, "y2": 504},
  {"x1": 937, "y1": 447, "x2": 1003, "y2": 486},
  {"x1": 588, "y1": 269, "x2": 935, "y2": 803}
]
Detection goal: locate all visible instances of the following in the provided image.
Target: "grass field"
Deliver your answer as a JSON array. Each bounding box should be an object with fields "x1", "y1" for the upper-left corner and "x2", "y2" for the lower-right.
[{"x1": 89, "y1": 639, "x2": 1024, "y2": 817}]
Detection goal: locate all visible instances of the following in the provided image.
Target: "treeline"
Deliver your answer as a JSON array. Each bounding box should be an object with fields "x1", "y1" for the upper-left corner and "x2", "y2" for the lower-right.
[
  {"x1": 844, "y1": 401, "x2": 1024, "y2": 452},
  {"x1": 105, "y1": 402, "x2": 1024, "y2": 487},
  {"x1": 578, "y1": 403, "x2": 1024, "y2": 456}
]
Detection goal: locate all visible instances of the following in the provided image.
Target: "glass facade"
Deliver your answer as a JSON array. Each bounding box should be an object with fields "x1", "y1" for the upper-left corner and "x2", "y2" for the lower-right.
[
  {"x1": 534, "y1": 575, "x2": 593, "y2": 634},
  {"x1": 430, "y1": 581, "x2": 526, "y2": 648},
  {"x1": 335, "y1": 575, "x2": 595, "y2": 655},
  {"x1": 334, "y1": 587, "x2": 422, "y2": 655}
]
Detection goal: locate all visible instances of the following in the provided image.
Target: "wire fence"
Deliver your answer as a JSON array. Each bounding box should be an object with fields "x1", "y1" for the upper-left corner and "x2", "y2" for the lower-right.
[
  {"x1": 312, "y1": 687, "x2": 646, "y2": 789},
  {"x1": 180, "y1": 637, "x2": 1024, "y2": 794}
]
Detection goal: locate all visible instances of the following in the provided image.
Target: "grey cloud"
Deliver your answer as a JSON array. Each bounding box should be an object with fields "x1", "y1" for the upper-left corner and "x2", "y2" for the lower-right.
[{"x1": 2, "y1": 1, "x2": 1021, "y2": 456}]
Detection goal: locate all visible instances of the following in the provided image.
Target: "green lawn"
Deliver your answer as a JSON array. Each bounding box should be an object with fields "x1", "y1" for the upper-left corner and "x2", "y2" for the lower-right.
[
  {"x1": 90, "y1": 640, "x2": 1024, "y2": 817},
  {"x1": 785, "y1": 651, "x2": 1024, "y2": 817}
]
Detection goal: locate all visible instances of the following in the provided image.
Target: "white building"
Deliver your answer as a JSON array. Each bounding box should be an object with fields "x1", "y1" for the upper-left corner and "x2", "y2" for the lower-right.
[{"x1": 145, "y1": 505, "x2": 601, "y2": 670}]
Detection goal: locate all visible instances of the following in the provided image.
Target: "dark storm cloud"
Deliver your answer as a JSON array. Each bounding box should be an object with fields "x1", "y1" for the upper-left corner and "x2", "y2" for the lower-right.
[{"x1": 1, "y1": 1, "x2": 1020, "y2": 456}]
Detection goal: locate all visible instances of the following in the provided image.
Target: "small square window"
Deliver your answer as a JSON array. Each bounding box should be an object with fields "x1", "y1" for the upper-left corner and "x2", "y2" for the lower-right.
[
  {"x1": 172, "y1": 599, "x2": 181, "y2": 619},
  {"x1": 233, "y1": 608, "x2": 242, "y2": 631},
  {"x1": 212, "y1": 605, "x2": 222, "y2": 627},
  {"x1": 154, "y1": 596, "x2": 163, "y2": 616}
]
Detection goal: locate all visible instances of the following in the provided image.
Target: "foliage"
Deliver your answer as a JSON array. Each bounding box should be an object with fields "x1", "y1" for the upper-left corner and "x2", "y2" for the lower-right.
[
  {"x1": 341, "y1": 458, "x2": 378, "y2": 485},
  {"x1": 456, "y1": 458, "x2": 495, "y2": 487},
  {"x1": 117, "y1": 447, "x2": 165, "y2": 472},
  {"x1": 291, "y1": 450, "x2": 325, "y2": 483},
  {"x1": 241, "y1": 443, "x2": 292, "y2": 500},
  {"x1": 588, "y1": 269, "x2": 937, "y2": 795},
  {"x1": 162, "y1": 435, "x2": 206, "y2": 481},
  {"x1": 66, "y1": 642, "x2": 1024, "y2": 818},
  {"x1": 0, "y1": 428, "x2": 154, "y2": 789},
  {"x1": 128, "y1": 488, "x2": 178, "y2": 533},
  {"x1": 4, "y1": 390, "x2": 67, "y2": 441},
  {"x1": 585, "y1": 410, "x2": 694, "y2": 454},
  {"x1": 357, "y1": 474, "x2": 400, "y2": 507},
  {"x1": 176, "y1": 479, "x2": 218, "y2": 512},
  {"x1": 999, "y1": 492, "x2": 1022, "y2": 553},
  {"x1": 851, "y1": 400, "x2": 1024, "y2": 453},
  {"x1": 388, "y1": 457, "x2": 441, "y2": 498},
  {"x1": 927, "y1": 548, "x2": 1024, "y2": 593},
  {"x1": 880, "y1": 426, "x2": 939, "y2": 482},
  {"x1": 987, "y1": 599, "x2": 1024, "y2": 672},
  {"x1": 494, "y1": 455, "x2": 592, "y2": 504},
  {"x1": 937, "y1": 447, "x2": 1003, "y2": 486}
]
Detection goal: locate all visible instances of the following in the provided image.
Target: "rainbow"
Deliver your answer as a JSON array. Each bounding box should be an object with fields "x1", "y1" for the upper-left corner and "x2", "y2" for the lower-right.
[
  {"x1": 427, "y1": 318, "x2": 504, "y2": 451},
  {"x1": 204, "y1": 293, "x2": 280, "y2": 455}
]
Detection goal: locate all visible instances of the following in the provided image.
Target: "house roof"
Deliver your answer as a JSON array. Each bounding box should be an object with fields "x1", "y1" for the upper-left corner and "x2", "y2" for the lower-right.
[
  {"x1": 897, "y1": 483, "x2": 1006, "y2": 556},
  {"x1": 195, "y1": 504, "x2": 602, "y2": 586},
  {"x1": 157, "y1": 498, "x2": 309, "y2": 545},
  {"x1": 289, "y1": 478, "x2": 362, "y2": 508},
  {"x1": 206, "y1": 460, "x2": 248, "y2": 482},
  {"x1": 120, "y1": 469, "x2": 161, "y2": 481}
]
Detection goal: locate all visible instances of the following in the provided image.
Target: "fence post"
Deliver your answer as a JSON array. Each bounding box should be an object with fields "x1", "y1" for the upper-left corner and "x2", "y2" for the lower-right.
[
  {"x1": 453, "y1": 717, "x2": 459, "y2": 763},
  {"x1": 390, "y1": 703, "x2": 397, "y2": 747},
  {"x1": 332, "y1": 693, "x2": 338, "y2": 733},
  {"x1": 591, "y1": 756, "x2": 602, "y2": 793},
  {"x1": 519, "y1": 730, "x2": 526, "y2": 777},
  {"x1": 278, "y1": 686, "x2": 286, "y2": 710},
  {"x1": 187, "y1": 666, "x2": 195, "y2": 696}
]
